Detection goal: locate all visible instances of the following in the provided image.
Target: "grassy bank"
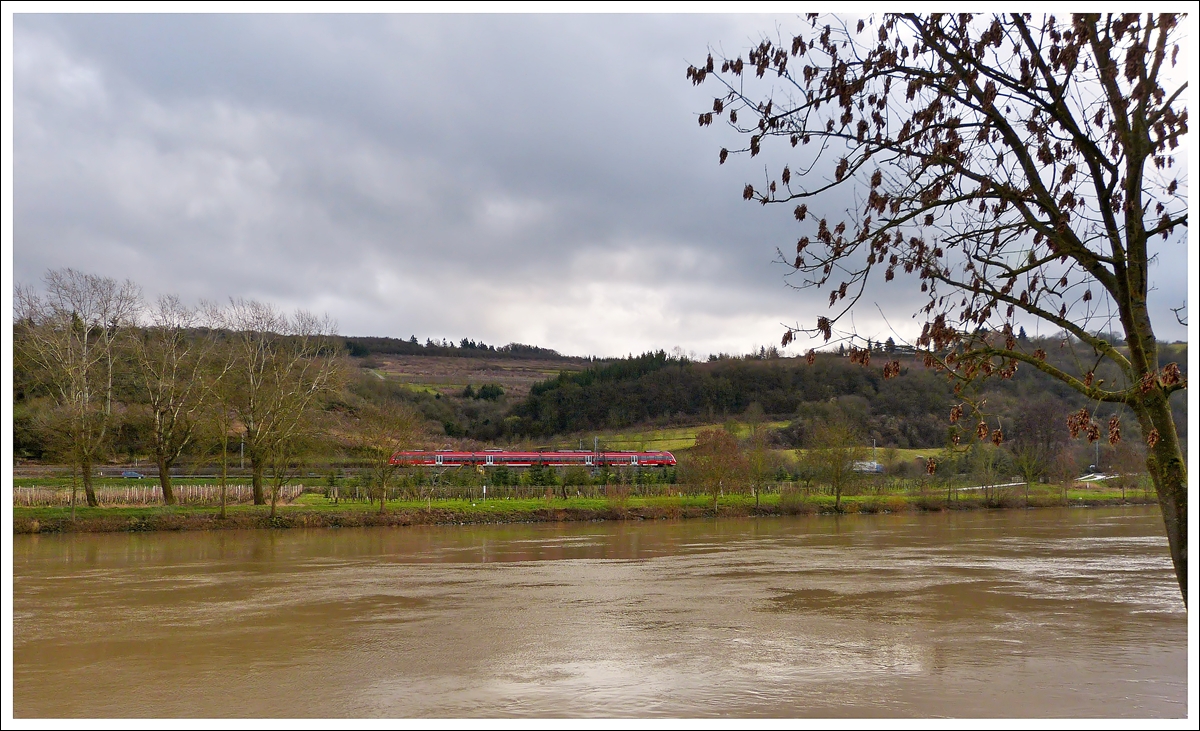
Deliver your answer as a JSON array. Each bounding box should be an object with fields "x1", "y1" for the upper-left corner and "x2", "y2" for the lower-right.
[{"x1": 12, "y1": 488, "x2": 1158, "y2": 535}]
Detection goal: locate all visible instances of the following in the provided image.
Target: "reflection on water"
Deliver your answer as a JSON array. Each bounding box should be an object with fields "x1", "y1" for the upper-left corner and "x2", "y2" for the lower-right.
[{"x1": 13, "y1": 507, "x2": 1186, "y2": 717}]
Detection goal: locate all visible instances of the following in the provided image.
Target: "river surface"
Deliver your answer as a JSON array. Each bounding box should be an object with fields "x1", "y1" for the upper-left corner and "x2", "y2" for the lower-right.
[{"x1": 12, "y1": 507, "x2": 1187, "y2": 718}]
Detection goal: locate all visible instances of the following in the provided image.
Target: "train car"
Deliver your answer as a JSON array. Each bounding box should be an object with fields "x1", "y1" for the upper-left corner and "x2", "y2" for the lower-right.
[{"x1": 389, "y1": 449, "x2": 677, "y2": 468}]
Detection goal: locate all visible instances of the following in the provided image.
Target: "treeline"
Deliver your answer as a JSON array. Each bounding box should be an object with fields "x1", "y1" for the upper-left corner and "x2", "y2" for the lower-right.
[{"x1": 343, "y1": 334, "x2": 570, "y2": 360}]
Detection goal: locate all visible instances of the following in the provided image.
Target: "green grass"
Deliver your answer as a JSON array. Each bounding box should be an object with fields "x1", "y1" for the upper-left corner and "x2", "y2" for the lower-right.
[
  {"x1": 594, "y1": 420, "x2": 792, "y2": 452},
  {"x1": 290, "y1": 491, "x2": 729, "y2": 511},
  {"x1": 395, "y1": 382, "x2": 444, "y2": 396},
  {"x1": 13, "y1": 482, "x2": 1152, "y2": 527}
]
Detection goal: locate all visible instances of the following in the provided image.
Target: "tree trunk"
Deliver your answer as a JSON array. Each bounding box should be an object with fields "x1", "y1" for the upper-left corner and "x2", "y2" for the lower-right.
[
  {"x1": 1136, "y1": 397, "x2": 1187, "y2": 604},
  {"x1": 82, "y1": 457, "x2": 99, "y2": 507},
  {"x1": 157, "y1": 453, "x2": 176, "y2": 505},
  {"x1": 834, "y1": 484, "x2": 841, "y2": 512},
  {"x1": 270, "y1": 483, "x2": 278, "y2": 518},
  {"x1": 252, "y1": 461, "x2": 265, "y2": 505}
]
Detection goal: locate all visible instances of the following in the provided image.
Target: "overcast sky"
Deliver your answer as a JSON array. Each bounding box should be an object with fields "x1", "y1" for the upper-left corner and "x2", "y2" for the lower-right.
[{"x1": 9, "y1": 12, "x2": 1190, "y2": 357}]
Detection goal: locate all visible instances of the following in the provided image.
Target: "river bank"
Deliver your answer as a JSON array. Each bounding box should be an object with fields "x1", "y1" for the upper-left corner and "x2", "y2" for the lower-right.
[{"x1": 12, "y1": 490, "x2": 1159, "y2": 534}]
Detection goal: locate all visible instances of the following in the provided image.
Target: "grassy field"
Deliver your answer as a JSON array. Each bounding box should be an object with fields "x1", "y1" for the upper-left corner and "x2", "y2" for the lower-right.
[
  {"x1": 13, "y1": 481, "x2": 1157, "y2": 534},
  {"x1": 568, "y1": 420, "x2": 790, "y2": 452},
  {"x1": 599, "y1": 424, "x2": 755, "y2": 451},
  {"x1": 544, "y1": 419, "x2": 946, "y2": 460},
  {"x1": 767, "y1": 446, "x2": 944, "y2": 465},
  {"x1": 364, "y1": 368, "x2": 443, "y2": 396}
]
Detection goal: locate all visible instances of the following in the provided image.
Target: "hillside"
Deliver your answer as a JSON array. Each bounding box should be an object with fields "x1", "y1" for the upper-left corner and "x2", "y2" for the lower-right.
[
  {"x1": 13, "y1": 321, "x2": 1187, "y2": 471},
  {"x1": 374, "y1": 339, "x2": 1187, "y2": 455}
]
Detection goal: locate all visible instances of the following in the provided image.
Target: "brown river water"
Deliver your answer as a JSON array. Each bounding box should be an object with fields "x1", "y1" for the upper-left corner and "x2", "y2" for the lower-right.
[{"x1": 12, "y1": 507, "x2": 1187, "y2": 718}]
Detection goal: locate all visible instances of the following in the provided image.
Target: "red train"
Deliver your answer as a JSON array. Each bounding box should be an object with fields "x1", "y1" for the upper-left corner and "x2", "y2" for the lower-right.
[{"x1": 389, "y1": 449, "x2": 677, "y2": 468}]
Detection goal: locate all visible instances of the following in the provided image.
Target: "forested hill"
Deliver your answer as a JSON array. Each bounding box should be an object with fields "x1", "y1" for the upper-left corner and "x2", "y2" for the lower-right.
[
  {"x1": 501, "y1": 350, "x2": 952, "y2": 447},
  {"x1": 493, "y1": 344, "x2": 1188, "y2": 450}
]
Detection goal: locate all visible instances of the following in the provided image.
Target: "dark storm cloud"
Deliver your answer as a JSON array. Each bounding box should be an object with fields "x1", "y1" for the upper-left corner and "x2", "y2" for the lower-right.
[{"x1": 11, "y1": 13, "x2": 1187, "y2": 357}]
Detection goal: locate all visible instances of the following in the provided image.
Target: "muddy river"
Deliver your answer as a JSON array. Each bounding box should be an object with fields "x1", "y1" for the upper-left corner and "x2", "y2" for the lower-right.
[{"x1": 12, "y1": 506, "x2": 1187, "y2": 717}]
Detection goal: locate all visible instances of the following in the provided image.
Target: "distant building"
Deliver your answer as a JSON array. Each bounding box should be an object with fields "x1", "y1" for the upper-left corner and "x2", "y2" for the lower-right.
[{"x1": 852, "y1": 461, "x2": 885, "y2": 474}]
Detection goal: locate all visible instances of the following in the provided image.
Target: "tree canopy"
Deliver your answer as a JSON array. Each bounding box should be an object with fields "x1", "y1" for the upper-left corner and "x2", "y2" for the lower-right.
[{"x1": 690, "y1": 13, "x2": 1188, "y2": 600}]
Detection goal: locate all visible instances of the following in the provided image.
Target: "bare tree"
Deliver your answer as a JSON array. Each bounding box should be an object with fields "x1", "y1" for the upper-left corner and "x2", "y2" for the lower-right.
[
  {"x1": 1010, "y1": 440, "x2": 1047, "y2": 506},
  {"x1": 14, "y1": 269, "x2": 141, "y2": 506},
  {"x1": 1050, "y1": 447, "x2": 1081, "y2": 505},
  {"x1": 1110, "y1": 437, "x2": 1147, "y2": 502},
  {"x1": 265, "y1": 418, "x2": 316, "y2": 519},
  {"x1": 744, "y1": 403, "x2": 774, "y2": 509},
  {"x1": 196, "y1": 301, "x2": 240, "y2": 519},
  {"x1": 685, "y1": 428, "x2": 748, "y2": 510},
  {"x1": 969, "y1": 441, "x2": 1006, "y2": 503},
  {"x1": 205, "y1": 389, "x2": 239, "y2": 520},
  {"x1": 803, "y1": 416, "x2": 867, "y2": 512},
  {"x1": 222, "y1": 300, "x2": 343, "y2": 506},
  {"x1": 129, "y1": 295, "x2": 226, "y2": 504},
  {"x1": 354, "y1": 400, "x2": 423, "y2": 514},
  {"x1": 691, "y1": 13, "x2": 1188, "y2": 600}
]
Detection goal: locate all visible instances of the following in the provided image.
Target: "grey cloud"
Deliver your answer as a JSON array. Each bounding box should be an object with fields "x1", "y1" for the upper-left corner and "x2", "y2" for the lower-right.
[{"x1": 12, "y1": 13, "x2": 1186, "y2": 359}]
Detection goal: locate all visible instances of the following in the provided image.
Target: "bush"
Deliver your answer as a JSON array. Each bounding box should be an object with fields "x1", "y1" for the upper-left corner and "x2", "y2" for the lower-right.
[
  {"x1": 477, "y1": 384, "x2": 504, "y2": 401},
  {"x1": 605, "y1": 483, "x2": 630, "y2": 506},
  {"x1": 858, "y1": 497, "x2": 884, "y2": 513},
  {"x1": 779, "y1": 487, "x2": 818, "y2": 515},
  {"x1": 912, "y1": 494, "x2": 947, "y2": 511}
]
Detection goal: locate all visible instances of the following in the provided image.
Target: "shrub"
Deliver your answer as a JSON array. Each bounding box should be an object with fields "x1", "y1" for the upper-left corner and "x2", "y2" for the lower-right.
[{"x1": 779, "y1": 487, "x2": 818, "y2": 515}]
